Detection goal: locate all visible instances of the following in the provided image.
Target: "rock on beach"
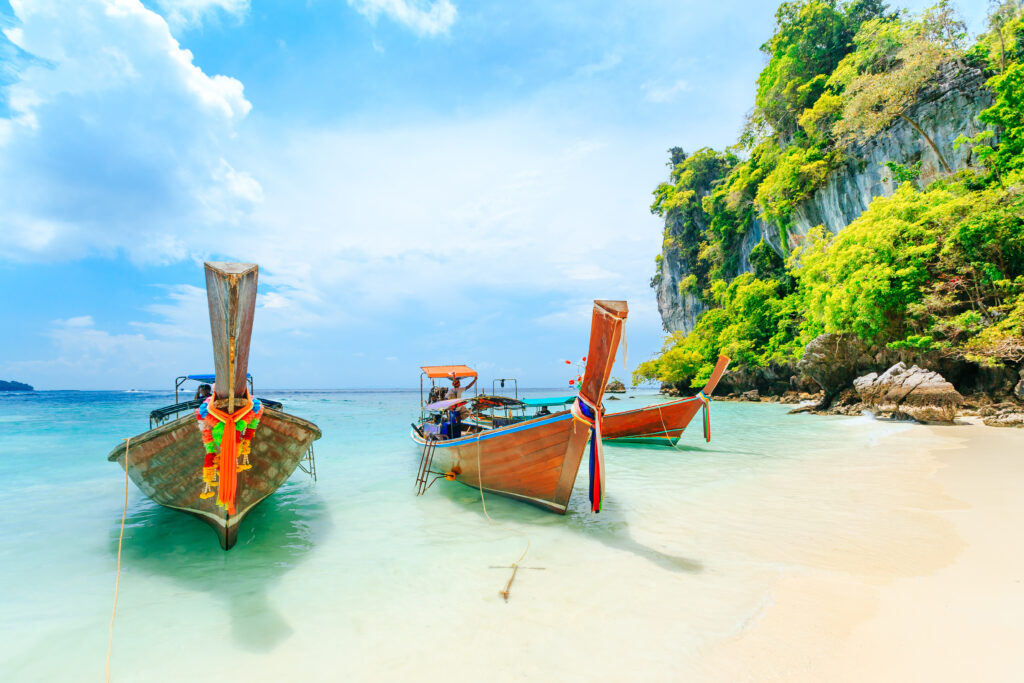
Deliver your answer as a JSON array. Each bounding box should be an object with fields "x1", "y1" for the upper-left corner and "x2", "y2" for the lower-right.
[{"x1": 854, "y1": 362, "x2": 963, "y2": 424}]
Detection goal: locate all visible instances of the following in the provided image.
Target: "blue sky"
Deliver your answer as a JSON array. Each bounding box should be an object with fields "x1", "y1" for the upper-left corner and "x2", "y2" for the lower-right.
[{"x1": 0, "y1": 0, "x2": 989, "y2": 390}]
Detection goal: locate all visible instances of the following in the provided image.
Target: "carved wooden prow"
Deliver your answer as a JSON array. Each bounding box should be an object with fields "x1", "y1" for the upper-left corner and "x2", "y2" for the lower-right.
[
  {"x1": 204, "y1": 262, "x2": 258, "y2": 412},
  {"x1": 579, "y1": 299, "x2": 629, "y2": 405}
]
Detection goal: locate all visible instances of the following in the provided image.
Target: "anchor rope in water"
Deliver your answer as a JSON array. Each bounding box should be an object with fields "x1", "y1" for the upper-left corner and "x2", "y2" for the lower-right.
[
  {"x1": 106, "y1": 437, "x2": 131, "y2": 683},
  {"x1": 475, "y1": 437, "x2": 530, "y2": 600}
]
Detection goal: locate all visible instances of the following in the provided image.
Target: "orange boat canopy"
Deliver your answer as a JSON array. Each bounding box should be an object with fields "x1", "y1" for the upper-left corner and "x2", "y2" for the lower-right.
[{"x1": 421, "y1": 364, "x2": 477, "y2": 379}]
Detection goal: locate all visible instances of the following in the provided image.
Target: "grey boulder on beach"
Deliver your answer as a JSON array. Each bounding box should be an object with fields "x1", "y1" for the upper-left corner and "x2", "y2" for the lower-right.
[{"x1": 854, "y1": 362, "x2": 963, "y2": 424}]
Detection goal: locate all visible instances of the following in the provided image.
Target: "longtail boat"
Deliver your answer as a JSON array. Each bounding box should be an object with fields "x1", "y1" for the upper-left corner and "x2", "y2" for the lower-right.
[
  {"x1": 107, "y1": 262, "x2": 322, "y2": 549},
  {"x1": 412, "y1": 300, "x2": 628, "y2": 513},
  {"x1": 602, "y1": 354, "x2": 731, "y2": 446}
]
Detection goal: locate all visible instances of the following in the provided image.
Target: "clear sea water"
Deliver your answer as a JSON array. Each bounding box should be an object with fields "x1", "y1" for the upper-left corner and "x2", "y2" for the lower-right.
[{"x1": 0, "y1": 389, "x2": 908, "y2": 680}]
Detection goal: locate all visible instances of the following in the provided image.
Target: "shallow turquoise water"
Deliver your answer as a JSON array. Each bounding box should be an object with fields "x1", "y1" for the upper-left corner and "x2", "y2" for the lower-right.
[{"x1": 0, "y1": 389, "x2": 905, "y2": 680}]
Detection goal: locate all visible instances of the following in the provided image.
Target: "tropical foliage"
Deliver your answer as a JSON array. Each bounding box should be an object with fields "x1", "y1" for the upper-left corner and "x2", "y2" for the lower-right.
[{"x1": 640, "y1": 1, "x2": 1024, "y2": 388}]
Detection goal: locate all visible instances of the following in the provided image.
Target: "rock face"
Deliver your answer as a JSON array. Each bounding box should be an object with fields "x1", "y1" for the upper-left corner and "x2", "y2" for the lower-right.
[
  {"x1": 0, "y1": 380, "x2": 34, "y2": 391},
  {"x1": 979, "y1": 400, "x2": 1024, "y2": 428},
  {"x1": 656, "y1": 65, "x2": 992, "y2": 335},
  {"x1": 797, "y1": 334, "x2": 876, "y2": 403},
  {"x1": 654, "y1": 257, "x2": 708, "y2": 334},
  {"x1": 854, "y1": 363, "x2": 963, "y2": 423},
  {"x1": 783, "y1": 65, "x2": 991, "y2": 250},
  {"x1": 718, "y1": 362, "x2": 797, "y2": 396},
  {"x1": 983, "y1": 411, "x2": 1024, "y2": 428},
  {"x1": 606, "y1": 379, "x2": 626, "y2": 393}
]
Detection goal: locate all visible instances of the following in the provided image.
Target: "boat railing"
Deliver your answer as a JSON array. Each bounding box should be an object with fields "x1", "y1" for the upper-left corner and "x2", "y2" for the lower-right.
[
  {"x1": 491, "y1": 378, "x2": 518, "y2": 398},
  {"x1": 149, "y1": 397, "x2": 284, "y2": 429},
  {"x1": 150, "y1": 399, "x2": 204, "y2": 429},
  {"x1": 174, "y1": 374, "x2": 255, "y2": 404}
]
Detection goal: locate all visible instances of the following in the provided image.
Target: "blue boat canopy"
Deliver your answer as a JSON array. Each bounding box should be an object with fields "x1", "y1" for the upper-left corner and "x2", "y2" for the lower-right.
[
  {"x1": 521, "y1": 396, "x2": 576, "y2": 407},
  {"x1": 185, "y1": 373, "x2": 252, "y2": 383}
]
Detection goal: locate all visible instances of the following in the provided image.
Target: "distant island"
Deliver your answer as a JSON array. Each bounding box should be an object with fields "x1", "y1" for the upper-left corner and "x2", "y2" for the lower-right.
[{"x1": 0, "y1": 380, "x2": 34, "y2": 391}]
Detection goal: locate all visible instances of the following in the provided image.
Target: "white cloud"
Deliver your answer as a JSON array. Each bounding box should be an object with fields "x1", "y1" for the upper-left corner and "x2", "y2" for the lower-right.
[
  {"x1": 0, "y1": 0, "x2": 257, "y2": 263},
  {"x1": 347, "y1": 0, "x2": 457, "y2": 37},
  {"x1": 132, "y1": 284, "x2": 209, "y2": 339},
  {"x1": 642, "y1": 78, "x2": 689, "y2": 103},
  {"x1": 154, "y1": 0, "x2": 250, "y2": 29},
  {"x1": 577, "y1": 52, "x2": 622, "y2": 78},
  {"x1": 228, "y1": 112, "x2": 665, "y2": 330},
  {"x1": 63, "y1": 315, "x2": 96, "y2": 328},
  {"x1": 2, "y1": 314, "x2": 189, "y2": 388},
  {"x1": 48, "y1": 315, "x2": 167, "y2": 358},
  {"x1": 0, "y1": 1, "x2": 684, "y2": 387}
]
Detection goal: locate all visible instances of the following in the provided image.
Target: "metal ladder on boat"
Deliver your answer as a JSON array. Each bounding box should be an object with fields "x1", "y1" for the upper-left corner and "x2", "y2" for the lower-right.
[
  {"x1": 415, "y1": 437, "x2": 441, "y2": 495},
  {"x1": 297, "y1": 444, "x2": 317, "y2": 482}
]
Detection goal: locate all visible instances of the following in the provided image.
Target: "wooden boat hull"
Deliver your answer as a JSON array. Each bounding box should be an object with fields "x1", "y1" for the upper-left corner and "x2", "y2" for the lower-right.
[
  {"x1": 602, "y1": 399, "x2": 702, "y2": 446},
  {"x1": 411, "y1": 411, "x2": 592, "y2": 512},
  {"x1": 603, "y1": 355, "x2": 731, "y2": 446},
  {"x1": 108, "y1": 408, "x2": 321, "y2": 549},
  {"x1": 413, "y1": 299, "x2": 628, "y2": 513}
]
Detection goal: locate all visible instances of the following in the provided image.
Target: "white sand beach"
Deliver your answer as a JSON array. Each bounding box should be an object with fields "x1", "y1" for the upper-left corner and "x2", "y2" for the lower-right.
[{"x1": 702, "y1": 418, "x2": 1024, "y2": 682}]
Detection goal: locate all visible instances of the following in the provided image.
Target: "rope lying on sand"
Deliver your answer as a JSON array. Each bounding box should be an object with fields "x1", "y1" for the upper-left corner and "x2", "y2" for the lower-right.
[{"x1": 106, "y1": 437, "x2": 130, "y2": 683}]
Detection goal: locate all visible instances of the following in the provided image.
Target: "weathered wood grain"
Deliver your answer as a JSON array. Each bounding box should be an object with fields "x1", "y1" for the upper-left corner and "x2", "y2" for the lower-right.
[
  {"x1": 108, "y1": 408, "x2": 321, "y2": 549},
  {"x1": 205, "y1": 262, "x2": 258, "y2": 405}
]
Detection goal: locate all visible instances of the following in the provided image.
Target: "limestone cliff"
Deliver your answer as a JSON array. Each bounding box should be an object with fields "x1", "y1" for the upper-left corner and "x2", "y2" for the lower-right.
[{"x1": 656, "y1": 65, "x2": 994, "y2": 334}]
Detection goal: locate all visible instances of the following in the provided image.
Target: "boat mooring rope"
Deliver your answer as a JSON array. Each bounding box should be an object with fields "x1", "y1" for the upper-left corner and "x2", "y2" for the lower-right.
[
  {"x1": 655, "y1": 393, "x2": 712, "y2": 450},
  {"x1": 475, "y1": 438, "x2": 532, "y2": 601},
  {"x1": 106, "y1": 437, "x2": 131, "y2": 682},
  {"x1": 621, "y1": 320, "x2": 627, "y2": 372},
  {"x1": 655, "y1": 402, "x2": 678, "y2": 449}
]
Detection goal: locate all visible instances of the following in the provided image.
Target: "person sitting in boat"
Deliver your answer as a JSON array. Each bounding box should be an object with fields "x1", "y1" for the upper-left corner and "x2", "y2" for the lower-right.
[
  {"x1": 447, "y1": 406, "x2": 463, "y2": 439},
  {"x1": 194, "y1": 384, "x2": 212, "y2": 401},
  {"x1": 445, "y1": 375, "x2": 476, "y2": 399}
]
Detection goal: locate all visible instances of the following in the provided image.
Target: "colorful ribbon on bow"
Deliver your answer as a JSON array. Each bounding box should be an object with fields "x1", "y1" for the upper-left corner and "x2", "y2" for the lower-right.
[
  {"x1": 195, "y1": 393, "x2": 263, "y2": 514},
  {"x1": 696, "y1": 390, "x2": 711, "y2": 442},
  {"x1": 571, "y1": 392, "x2": 605, "y2": 513}
]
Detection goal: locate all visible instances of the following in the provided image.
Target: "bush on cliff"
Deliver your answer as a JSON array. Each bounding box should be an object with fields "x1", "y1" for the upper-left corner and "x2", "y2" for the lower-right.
[
  {"x1": 644, "y1": 171, "x2": 1024, "y2": 389},
  {"x1": 644, "y1": 2, "x2": 1024, "y2": 391},
  {"x1": 635, "y1": 274, "x2": 803, "y2": 387},
  {"x1": 797, "y1": 172, "x2": 1024, "y2": 362}
]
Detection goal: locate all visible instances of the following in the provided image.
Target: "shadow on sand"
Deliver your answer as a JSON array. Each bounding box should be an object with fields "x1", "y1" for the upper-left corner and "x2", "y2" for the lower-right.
[
  {"x1": 111, "y1": 481, "x2": 331, "y2": 652},
  {"x1": 428, "y1": 472, "x2": 704, "y2": 575}
]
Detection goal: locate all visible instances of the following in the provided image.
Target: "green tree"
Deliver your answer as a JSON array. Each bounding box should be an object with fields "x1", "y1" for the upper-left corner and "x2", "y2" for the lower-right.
[
  {"x1": 650, "y1": 148, "x2": 737, "y2": 297},
  {"x1": 979, "y1": 62, "x2": 1024, "y2": 175},
  {"x1": 755, "y1": 1, "x2": 887, "y2": 140},
  {"x1": 834, "y1": 4, "x2": 969, "y2": 173}
]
